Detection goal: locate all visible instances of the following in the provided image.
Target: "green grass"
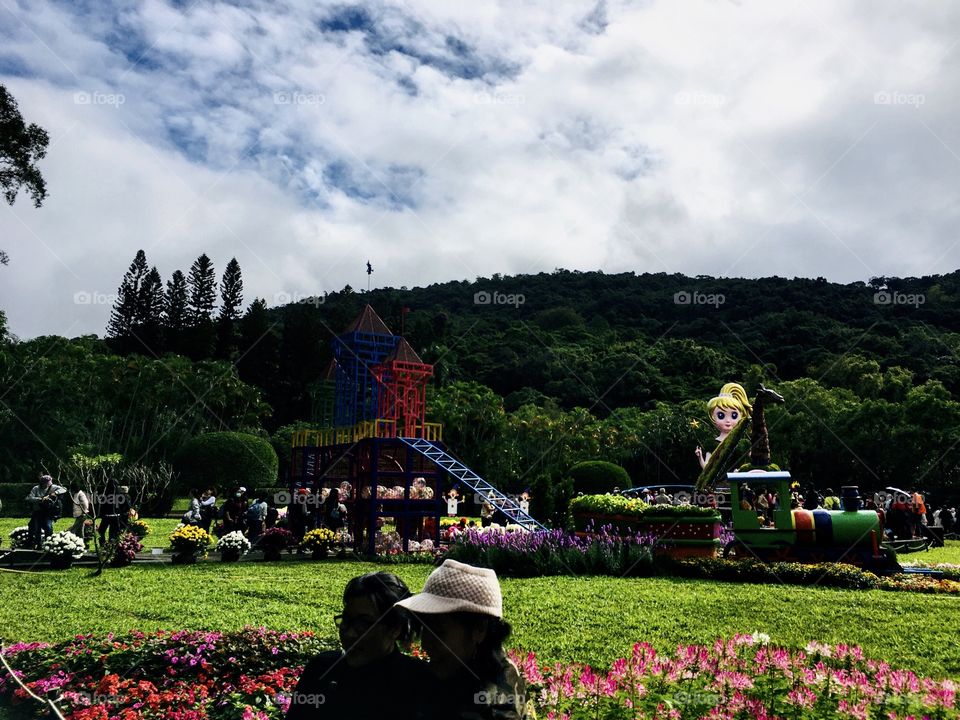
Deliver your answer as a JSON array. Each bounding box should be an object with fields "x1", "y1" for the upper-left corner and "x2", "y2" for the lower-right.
[
  {"x1": 0, "y1": 560, "x2": 957, "y2": 678},
  {"x1": 0, "y1": 517, "x2": 184, "y2": 551},
  {"x1": 904, "y1": 539, "x2": 960, "y2": 565}
]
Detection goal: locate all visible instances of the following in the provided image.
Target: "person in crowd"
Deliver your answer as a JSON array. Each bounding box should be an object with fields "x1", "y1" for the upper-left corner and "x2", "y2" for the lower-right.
[
  {"x1": 26, "y1": 473, "x2": 67, "y2": 549},
  {"x1": 802, "y1": 487, "x2": 822, "y2": 511},
  {"x1": 397, "y1": 559, "x2": 533, "y2": 720},
  {"x1": 68, "y1": 482, "x2": 91, "y2": 543},
  {"x1": 911, "y1": 488, "x2": 927, "y2": 538},
  {"x1": 221, "y1": 490, "x2": 247, "y2": 535},
  {"x1": 264, "y1": 494, "x2": 279, "y2": 530},
  {"x1": 322, "y1": 487, "x2": 347, "y2": 532},
  {"x1": 285, "y1": 572, "x2": 431, "y2": 719},
  {"x1": 480, "y1": 492, "x2": 495, "y2": 527},
  {"x1": 247, "y1": 493, "x2": 268, "y2": 544},
  {"x1": 288, "y1": 488, "x2": 312, "y2": 543},
  {"x1": 98, "y1": 477, "x2": 123, "y2": 544},
  {"x1": 941, "y1": 506, "x2": 955, "y2": 534},
  {"x1": 199, "y1": 487, "x2": 218, "y2": 533},
  {"x1": 183, "y1": 488, "x2": 203, "y2": 526},
  {"x1": 654, "y1": 488, "x2": 671, "y2": 505},
  {"x1": 823, "y1": 488, "x2": 841, "y2": 510},
  {"x1": 755, "y1": 487, "x2": 770, "y2": 519}
]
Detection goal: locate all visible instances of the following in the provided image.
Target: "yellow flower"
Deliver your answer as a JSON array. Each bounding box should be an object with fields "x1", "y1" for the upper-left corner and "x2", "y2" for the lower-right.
[{"x1": 690, "y1": 419, "x2": 701, "y2": 430}]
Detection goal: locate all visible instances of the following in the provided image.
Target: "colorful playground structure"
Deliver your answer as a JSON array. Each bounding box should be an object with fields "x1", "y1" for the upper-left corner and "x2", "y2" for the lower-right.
[{"x1": 290, "y1": 305, "x2": 544, "y2": 555}]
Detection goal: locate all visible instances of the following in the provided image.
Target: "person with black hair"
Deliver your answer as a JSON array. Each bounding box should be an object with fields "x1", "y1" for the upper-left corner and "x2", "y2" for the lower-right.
[
  {"x1": 285, "y1": 571, "x2": 431, "y2": 719},
  {"x1": 397, "y1": 559, "x2": 533, "y2": 720}
]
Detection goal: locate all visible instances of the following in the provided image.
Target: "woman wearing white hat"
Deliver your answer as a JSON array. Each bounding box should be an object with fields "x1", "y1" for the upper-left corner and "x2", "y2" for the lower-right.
[{"x1": 396, "y1": 559, "x2": 532, "y2": 720}]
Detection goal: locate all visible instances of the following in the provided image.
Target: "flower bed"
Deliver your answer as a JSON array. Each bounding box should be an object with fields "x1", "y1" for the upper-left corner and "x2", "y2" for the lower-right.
[
  {"x1": 508, "y1": 634, "x2": 958, "y2": 719},
  {"x1": 0, "y1": 628, "x2": 332, "y2": 719},
  {"x1": 2, "y1": 631, "x2": 955, "y2": 720},
  {"x1": 444, "y1": 527, "x2": 656, "y2": 577}
]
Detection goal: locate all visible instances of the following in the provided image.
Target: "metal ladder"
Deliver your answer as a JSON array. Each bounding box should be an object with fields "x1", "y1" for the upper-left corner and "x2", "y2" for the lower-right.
[{"x1": 398, "y1": 437, "x2": 546, "y2": 531}]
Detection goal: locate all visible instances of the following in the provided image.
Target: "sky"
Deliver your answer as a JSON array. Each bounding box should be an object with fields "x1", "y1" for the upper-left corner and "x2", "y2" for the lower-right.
[{"x1": 1, "y1": 0, "x2": 959, "y2": 340}]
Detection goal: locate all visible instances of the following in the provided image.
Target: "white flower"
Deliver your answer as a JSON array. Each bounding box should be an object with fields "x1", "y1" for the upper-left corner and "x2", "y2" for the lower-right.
[
  {"x1": 751, "y1": 632, "x2": 771, "y2": 645},
  {"x1": 42, "y1": 531, "x2": 85, "y2": 559},
  {"x1": 216, "y1": 531, "x2": 252, "y2": 554}
]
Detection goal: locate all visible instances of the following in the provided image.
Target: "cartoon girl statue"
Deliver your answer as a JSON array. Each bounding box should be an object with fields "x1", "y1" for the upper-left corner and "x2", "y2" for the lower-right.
[{"x1": 695, "y1": 382, "x2": 752, "y2": 469}]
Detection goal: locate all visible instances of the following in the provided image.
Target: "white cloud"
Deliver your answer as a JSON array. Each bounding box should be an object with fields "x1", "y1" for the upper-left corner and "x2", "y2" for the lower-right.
[{"x1": 3, "y1": 0, "x2": 960, "y2": 339}]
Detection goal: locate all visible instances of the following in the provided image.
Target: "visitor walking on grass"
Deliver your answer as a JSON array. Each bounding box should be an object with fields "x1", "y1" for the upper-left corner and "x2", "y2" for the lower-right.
[
  {"x1": 68, "y1": 482, "x2": 91, "y2": 543},
  {"x1": 26, "y1": 473, "x2": 66, "y2": 549},
  {"x1": 285, "y1": 571, "x2": 431, "y2": 719},
  {"x1": 397, "y1": 559, "x2": 534, "y2": 720}
]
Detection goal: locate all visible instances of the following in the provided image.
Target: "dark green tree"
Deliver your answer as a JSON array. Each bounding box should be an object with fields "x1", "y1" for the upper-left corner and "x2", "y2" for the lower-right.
[
  {"x1": 106, "y1": 250, "x2": 149, "y2": 347},
  {"x1": 132, "y1": 266, "x2": 164, "y2": 354},
  {"x1": 0, "y1": 84, "x2": 49, "y2": 209},
  {"x1": 184, "y1": 253, "x2": 216, "y2": 359},
  {"x1": 216, "y1": 257, "x2": 243, "y2": 359},
  {"x1": 163, "y1": 270, "x2": 188, "y2": 354}
]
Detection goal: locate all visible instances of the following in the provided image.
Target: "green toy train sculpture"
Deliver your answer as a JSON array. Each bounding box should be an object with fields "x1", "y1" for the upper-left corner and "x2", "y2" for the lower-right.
[{"x1": 722, "y1": 472, "x2": 899, "y2": 572}]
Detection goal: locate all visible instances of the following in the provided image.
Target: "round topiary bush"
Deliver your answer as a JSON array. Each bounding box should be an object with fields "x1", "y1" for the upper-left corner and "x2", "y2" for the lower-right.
[
  {"x1": 173, "y1": 432, "x2": 278, "y2": 496},
  {"x1": 568, "y1": 460, "x2": 631, "y2": 496}
]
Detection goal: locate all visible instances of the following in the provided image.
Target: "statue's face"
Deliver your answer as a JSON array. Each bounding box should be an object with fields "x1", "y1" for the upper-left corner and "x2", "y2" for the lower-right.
[{"x1": 711, "y1": 406, "x2": 741, "y2": 435}]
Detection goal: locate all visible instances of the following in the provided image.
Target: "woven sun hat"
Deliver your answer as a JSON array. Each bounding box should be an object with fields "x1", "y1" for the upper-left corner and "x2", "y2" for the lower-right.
[{"x1": 395, "y1": 559, "x2": 503, "y2": 618}]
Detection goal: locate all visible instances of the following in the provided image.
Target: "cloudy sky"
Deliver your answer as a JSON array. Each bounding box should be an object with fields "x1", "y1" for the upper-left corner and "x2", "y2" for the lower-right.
[{"x1": 1, "y1": 0, "x2": 959, "y2": 339}]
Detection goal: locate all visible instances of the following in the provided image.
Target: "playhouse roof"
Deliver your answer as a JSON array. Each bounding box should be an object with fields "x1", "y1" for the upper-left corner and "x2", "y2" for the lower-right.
[
  {"x1": 343, "y1": 304, "x2": 392, "y2": 335},
  {"x1": 384, "y1": 337, "x2": 426, "y2": 365}
]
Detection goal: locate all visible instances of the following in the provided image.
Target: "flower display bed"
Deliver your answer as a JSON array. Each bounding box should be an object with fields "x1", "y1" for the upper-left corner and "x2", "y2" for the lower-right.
[{"x1": 1, "y1": 630, "x2": 955, "y2": 719}]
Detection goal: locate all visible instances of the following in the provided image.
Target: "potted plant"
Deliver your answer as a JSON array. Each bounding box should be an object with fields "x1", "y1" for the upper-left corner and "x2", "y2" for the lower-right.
[
  {"x1": 168, "y1": 524, "x2": 212, "y2": 564},
  {"x1": 301, "y1": 528, "x2": 335, "y2": 559},
  {"x1": 42, "y1": 531, "x2": 85, "y2": 569},
  {"x1": 216, "y1": 531, "x2": 251, "y2": 562},
  {"x1": 126, "y1": 518, "x2": 151, "y2": 539},
  {"x1": 104, "y1": 532, "x2": 143, "y2": 567},
  {"x1": 9, "y1": 526, "x2": 31, "y2": 550},
  {"x1": 258, "y1": 527, "x2": 295, "y2": 561}
]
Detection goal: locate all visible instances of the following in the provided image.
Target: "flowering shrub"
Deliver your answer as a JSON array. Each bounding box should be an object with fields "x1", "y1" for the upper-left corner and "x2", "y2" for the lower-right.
[
  {"x1": 879, "y1": 574, "x2": 960, "y2": 594},
  {"x1": 126, "y1": 519, "x2": 151, "y2": 539},
  {"x1": 508, "y1": 635, "x2": 959, "y2": 720},
  {"x1": 9, "y1": 526, "x2": 31, "y2": 550},
  {"x1": 444, "y1": 527, "x2": 657, "y2": 578},
  {"x1": 0, "y1": 628, "x2": 333, "y2": 719},
  {"x1": 258, "y1": 527, "x2": 295, "y2": 552},
  {"x1": 104, "y1": 532, "x2": 143, "y2": 567},
  {"x1": 168, "y1": 524, "x2": 212, "y2": 555},
  {"x1": 41, "y1": 531, "x2": 85, "y2": 559},
  {"x1": 216, "y1": 531, "x2": 252, "y2": 556}
]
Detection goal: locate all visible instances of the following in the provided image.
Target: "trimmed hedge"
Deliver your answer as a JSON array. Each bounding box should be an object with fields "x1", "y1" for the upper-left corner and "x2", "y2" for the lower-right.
[
  {"x1": 660, "y1": 557, "x2": 881, "y2": 590},
  {"x1": 0, "y1": 483, "x2": 37, "y2": 517},
  {"x1": 172, "y1": 432, "x2": 278, "y2": 495},
  {"x1": 568, "y1": 461, "x2": 630, "y2": 495}
]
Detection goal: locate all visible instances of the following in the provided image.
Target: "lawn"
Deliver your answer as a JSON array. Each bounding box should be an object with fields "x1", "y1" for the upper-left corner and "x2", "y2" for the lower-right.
[{"x1": 1, "y1": 557, "x2": 959, "y2": 679}]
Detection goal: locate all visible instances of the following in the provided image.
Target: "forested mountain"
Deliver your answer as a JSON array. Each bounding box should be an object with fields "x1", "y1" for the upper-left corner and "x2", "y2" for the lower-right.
[{"x1": 3, "y1": 266, "x2": 960, "y2": 516}]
